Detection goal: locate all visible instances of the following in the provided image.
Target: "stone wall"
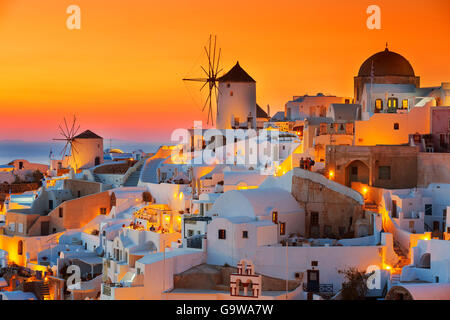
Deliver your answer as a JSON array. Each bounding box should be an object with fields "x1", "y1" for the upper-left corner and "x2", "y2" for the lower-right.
[
  {"x1": 417, "y1": 152, "x2": 450, "y2": 187},
  {"x1": 291, "y1": 169, "x2": 364, "y2": 238}
]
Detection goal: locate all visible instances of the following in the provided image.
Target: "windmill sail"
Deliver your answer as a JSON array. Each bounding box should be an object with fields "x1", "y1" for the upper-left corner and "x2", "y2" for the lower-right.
[
  {"x1": 183, "y1": 35, "x2": 222, "y2": 126},
  {"x1": 53, "y1": 115, "x2": 81, "y2": 171}
]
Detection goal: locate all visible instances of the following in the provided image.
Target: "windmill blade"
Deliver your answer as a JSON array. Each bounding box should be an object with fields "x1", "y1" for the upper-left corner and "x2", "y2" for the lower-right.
[
  {"x1": 204, "y1": 46, "x2": 213, "y2": 77},
  {"x1": 201, "y1": 66, "x2": 209, "y2": 78},
  {"x1": 215, "y1": 48, "x2": 222, "y2": 77},
  {"x1": 68, "y1": 115, "x2": 76, "y2": 138},
  {"x1": 70, "y1": 115, "x2": 77, "y2": 138},
  {"x1": 72, "y1": 124, "x2": 81, "y2": 138},
  {"x1": 211, "y1": 35, "x2": 217, "y2": 77},
  {"x1": 183, "y1": 78, "x2": 208, "y2": 82},
  {"x1": 200, "y1": 81, "x2": 209, "y2": 91},
  {"x1": 71, "y1": 141, "x2": 79, "y2": 155},
  {"x1": 202, "y1": 90, "x2": 211, "y2": 112},
  {"x1": 60, "y1": 141, "x2": 69, "y2": 158},
  {"x1": 63, "y1": 117, "x2": 70, "y2": 137},
  {"x1": 70, "y1": 144, "x2": 78, "y2": 171},
  {"x1": 59, "y1": 125, "x2": 68, "y2": 139},
  {"x1": 209, "y1": 93, "x2": 214, "y2": 126}
]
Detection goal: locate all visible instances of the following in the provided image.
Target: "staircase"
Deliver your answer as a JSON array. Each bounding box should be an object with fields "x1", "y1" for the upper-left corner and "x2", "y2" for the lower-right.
[
  {"x1": 93, "y1": 173, "x2": 102, "y2": 183},
  {"x1": 123, "y1": 164, "x2": 143, "y2": 187},
  {"x1": 393, "y1": 241, "x2": 410, "y2": 269},
  {"x1": 38, "y1": 281, "x2": 50, "y2": 300},
  {"x1": 364, "y1": 202, "x2": 378, "y2": 212},
  {"x1": 388, "y1": 241, "x2": 411, "y2": 290}
]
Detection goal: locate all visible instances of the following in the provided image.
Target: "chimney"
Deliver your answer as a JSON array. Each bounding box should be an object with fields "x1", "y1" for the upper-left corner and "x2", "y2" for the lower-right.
[{"x1": 267, "y1": 104, "x2": 270, "y2": 118}]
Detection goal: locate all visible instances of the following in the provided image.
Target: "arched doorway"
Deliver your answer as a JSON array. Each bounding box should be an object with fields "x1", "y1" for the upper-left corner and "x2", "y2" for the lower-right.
[{"x1": 345, "y1": 160, "x2": 369, "y2": 187}]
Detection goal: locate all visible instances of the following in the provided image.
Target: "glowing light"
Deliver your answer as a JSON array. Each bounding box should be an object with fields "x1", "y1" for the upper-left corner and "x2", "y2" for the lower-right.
[
  {"x1": 363, "y1": 187, "x2": 368, "y2": 194},
  {"x1": 329, "y1": 170, "x2": 334, "y2": 179},
  {"x1": 179, "y1": 192, "x2": 184, "y2": 200},
  {"x1": 383, "y1": 263, "x2": 392, "y2": 270}
]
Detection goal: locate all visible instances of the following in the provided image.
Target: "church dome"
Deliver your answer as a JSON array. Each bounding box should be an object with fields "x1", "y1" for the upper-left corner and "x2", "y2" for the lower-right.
[{"x1": 358, "y1": 47, "x2": 415, "y2": 77}]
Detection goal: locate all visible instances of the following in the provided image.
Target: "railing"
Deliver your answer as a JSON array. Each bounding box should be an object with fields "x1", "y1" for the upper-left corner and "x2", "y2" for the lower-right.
[{"x1": 303, "y1": 283, "x2": 334, "y2": 294}]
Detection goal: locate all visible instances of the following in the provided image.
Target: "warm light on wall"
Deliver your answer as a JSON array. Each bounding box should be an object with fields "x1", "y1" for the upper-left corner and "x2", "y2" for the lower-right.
[
  {"x1": 328, "y1": 170, "x2": 334, "y2": 179},
  {"x1": 179, "y1": 192, "x2": 184, "y2": 200}
]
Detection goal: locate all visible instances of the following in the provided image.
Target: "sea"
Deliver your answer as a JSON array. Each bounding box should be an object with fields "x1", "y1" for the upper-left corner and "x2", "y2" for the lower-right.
[{"x1": 0, "y1": 140, "x2": 169, "y2": 165}]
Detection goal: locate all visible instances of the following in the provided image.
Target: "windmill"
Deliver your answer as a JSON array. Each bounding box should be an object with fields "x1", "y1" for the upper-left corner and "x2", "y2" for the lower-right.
[
  {"x1": 53, "y1": 116, "x2": 81, "y2": 171},
  {"x1": 183, "y1": 35, "x2": 222, "y2": 126}
]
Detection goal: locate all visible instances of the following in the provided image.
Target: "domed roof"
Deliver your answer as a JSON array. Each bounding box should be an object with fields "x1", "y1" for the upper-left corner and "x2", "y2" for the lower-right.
[{"x1": 358, "y1": 47, "x2": 415, "y2": 77}]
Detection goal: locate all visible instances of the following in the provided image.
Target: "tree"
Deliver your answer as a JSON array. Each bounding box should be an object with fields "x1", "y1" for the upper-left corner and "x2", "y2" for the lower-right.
[{"x1": 338, "y1": 267, "x2": 374, "y2": 300}]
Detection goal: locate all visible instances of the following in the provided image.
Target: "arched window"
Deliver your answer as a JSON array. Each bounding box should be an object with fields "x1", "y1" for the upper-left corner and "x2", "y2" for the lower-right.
[
  {"x1": 18, "y1": 240, "x2": 23, "y2": 256},
  {"x1": 375, "y1": 99, "x2": 383, "y2": 112},
  {"x1": 402, "y1": 99, "x2": 409, "y2": 109},
  {"x1": 388, "y1": 98, "x2": 398, "y2": 109}
]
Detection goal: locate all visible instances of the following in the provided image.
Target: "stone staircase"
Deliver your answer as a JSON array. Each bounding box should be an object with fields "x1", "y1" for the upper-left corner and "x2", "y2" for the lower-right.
[
  {"x1": 123, "y1": 164, "x2": 143, "y2": 187},
  {"x1": 389, "y1": 241, "x2": 411, "y2": 289},
  {"x1": 37, "y1": 281, "x2": 50, "y2": 300},
  {"x1": 393, "y1": 241, "x2": 410, "y2": 269},
  {"x1": 93, "y1": 173, "x2": 102, "y2": 183},
  {"x1": 364, "y1": 202, "x2": 378, "y2": 212}
]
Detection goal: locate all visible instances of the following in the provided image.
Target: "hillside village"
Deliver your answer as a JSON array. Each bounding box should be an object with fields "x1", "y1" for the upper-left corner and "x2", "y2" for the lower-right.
[{"x1": 1, "y1": 46, "x2": 450, "y2": 300}]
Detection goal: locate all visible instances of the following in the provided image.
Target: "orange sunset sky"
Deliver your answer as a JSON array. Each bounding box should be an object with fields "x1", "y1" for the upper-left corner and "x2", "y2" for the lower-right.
[{"x1": 0, "y1": 0, "x2": 449, "y2": 142}]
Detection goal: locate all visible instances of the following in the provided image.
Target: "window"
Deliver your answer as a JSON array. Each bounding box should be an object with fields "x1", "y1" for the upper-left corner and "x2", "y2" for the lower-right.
[
  {"x1": 375, "y1": 99, "x2": 383, "y2": 111},
  {"x1": 324, "y1": 225, "x2": 332, "y2": 237},
  {"x1": 272, "y1": 211, "x2": 278, "y2": 224},
  {"x1": 402, "y1": 99, "x2": 408, "y2": 109},
  {"x1": 311, "y1": 261, "x2": 318, "y2": 267},
  {"x1": 425, "y1": 204, "x2": 432, "y2": 216},
  {"x1": 409, "y1": 221, "x2": 415, "y2": 229},
  {"x1": 59, "y1": 207, "x2": 63, "y2": 218},
  {"x1": 218, "y1": 229, "x2": 226, "y2": 239},
  {"x1": 388, "y1": 98, "x2": 398, "y2": 108},
  {"x1": 230, "y1": 91, "x2": 233, "y2": 96},
  {"x1": 279, "y1": 222, "x2": 286, "y2": 235},
  {"x1": 77, "y1": 191, "x2": 81, "y2": 198},
  {"x1": 227, "y1": 83, "x2": 231, "y2": 88},
  {"x1": 242, "y1": 231, "x2": 248, "y2": 239},
  {"x1": 378, "y1": 166, "x2": 391, "y2": 180},
  {"x1": 18, "y1": 223, "x2": 23, "y2": 233},
  {"x1": 394, "y1": 123, "x2": 399, "y2": 130},
  {"x1": 234, "y1": 117, "x2": 239, "y2": 127},
  {"x1": 18, "y1": 240, "x2": 23, "y2": 255},
  {"x1": 392, "y1": 200, "x2": 398, "y2": 218},
  {"x1": 100, "y1": 208, "x2": 107, "y2": 215},
  {"x1": 310, "y1": 212, "x2": 319, "y2": 225}
]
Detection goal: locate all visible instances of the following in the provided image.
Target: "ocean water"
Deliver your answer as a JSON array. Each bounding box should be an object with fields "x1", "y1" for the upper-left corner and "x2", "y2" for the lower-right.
[{"x1": 0, "y1": 141, "x2": 168, "y2": 165}]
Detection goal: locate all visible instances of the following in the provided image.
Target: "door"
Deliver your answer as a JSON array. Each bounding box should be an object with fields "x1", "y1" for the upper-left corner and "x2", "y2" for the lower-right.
[
  {"x1": 307, "y1": 270, "x2": 320, "y2": 292},
  {"x1": 310, "y1": 212, "x2": 320, "y2": 238},
  {"x1": 433, "y1": 221, "x2": 440, "y2": 232},
  {"x1": 95, "y1": 157, "x2": 101, "y2": 166},
  {"x1": 392, "y1": 200, "x2": 397, "y2": 218},
  {"x1": 49, "y1": 200, "x2": 54, "y2": 211},
  {"x1": 41, "y1": 222, "x2": 50, "y2": 236}
]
